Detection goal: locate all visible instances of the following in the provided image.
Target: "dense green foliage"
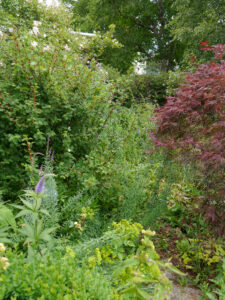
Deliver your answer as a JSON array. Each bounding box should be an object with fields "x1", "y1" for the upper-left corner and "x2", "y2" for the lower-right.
[
  {"x1": 65, "y1": 0, "x2": 225, "y2": 72},
  {"x1": 170, "y1": 0, "x2": 225, "y2": 63},
  {"x1": 65, "y1": 0, "x2": 184, "y2": 72},
  {"x1": 124, "y1": 73, "x2": 168, "y2": 106},
  {"x1": 0, "y1": 1, "x2": 224, "y2": 299},
  {"x1": 0, "y1": 1, "x2": 121, "y2": 198}
]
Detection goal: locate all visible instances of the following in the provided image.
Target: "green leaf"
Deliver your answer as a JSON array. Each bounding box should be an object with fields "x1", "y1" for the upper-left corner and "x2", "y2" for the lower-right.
[
  {"x1": 36, "y1": 220, "x2": 43, "y2": 236},
  {"x1": 0, "y1": 204, "x2": 17, "y2": 230},
  {"x1": 11, "y1": 204, "x2": 24, "y2": 210},
  {"x1": 0, "y1": 237, "x2": 12, "y2": 243},
  {"x1": 15, "y1": 209, "x2": 31, "y2": 219},
  {"x1": 39, "y1": 209, "x2": 50, "y2": 217},
  {"x1": 21, "y1": 199, "x2": 34, "y2": 210},
  {"x1": 136, "y1": 288, "x2": 151, "y2": 300},
  {"x1": 39, "y1": 227, "x2": 56, "y2": 242},
  {"x1": 20, "y1": 223, "x2": 34, "y2": 238}
]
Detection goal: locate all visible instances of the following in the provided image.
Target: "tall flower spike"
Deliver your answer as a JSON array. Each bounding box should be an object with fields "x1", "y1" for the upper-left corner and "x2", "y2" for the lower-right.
[{"x1": 35, "y1": 174, "x2": 55, "y2": 194}]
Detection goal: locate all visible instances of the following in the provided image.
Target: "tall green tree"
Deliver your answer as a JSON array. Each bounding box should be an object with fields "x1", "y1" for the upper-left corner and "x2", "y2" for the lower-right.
[
  {"x1": 170, "y1": 0, "x2": 225, "y2": 62},
  {"x1": 65, "y1": 0, "x2": 184, "y2": 72}
]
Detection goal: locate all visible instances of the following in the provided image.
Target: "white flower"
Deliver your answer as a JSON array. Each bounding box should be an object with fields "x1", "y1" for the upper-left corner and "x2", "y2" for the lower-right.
[
  {"x1": 0, "y1": 61, "x2": 3, "y2": 67},
  {"x1": 8, "y1": 28, "x2": 13, "y2": 33},
  {"x1": 32, "y1": 26, "x2": 39, "y2": 35},
  {"x1": 33, "y1": 20, "x2": 42, "y2": 27},
  {"x1": 43, "y1": 45, "x2": 51, "y2": 52},
  {"x1": 0, "y1": 31, "x2": 3, "y2": 37},
  {"x1": 31, "y1": 41, "x2": 38, "y2": 47},
  {"x1": 43, "y1": 34, "x2": 47, "y2": 38},
  {"x1": 64, "y1": 44, "x2": 71, "y2": 51},
  {"x1": 74, "y1": 222, "x2": 78, "y2": 225},
  {"x1": 68, "y1": 149, "x2": 71, "y2": 152},
  {"x1": 0, "y1": 257, "x2": 10, "y2": 270},
  {"x1": 79, "y1": 42, "x2": 85, "y2": 49}
]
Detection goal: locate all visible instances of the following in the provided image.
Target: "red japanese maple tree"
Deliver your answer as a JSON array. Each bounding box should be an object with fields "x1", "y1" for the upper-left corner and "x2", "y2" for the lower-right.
[{"x1": 153, "y1": 43, "x2": 225, "y2": 231}]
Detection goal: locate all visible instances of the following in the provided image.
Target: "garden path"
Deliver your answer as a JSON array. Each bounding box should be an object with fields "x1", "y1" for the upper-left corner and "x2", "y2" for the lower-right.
[{"x1": 166, "y1": 271, "x2": 203, "y2": 300}]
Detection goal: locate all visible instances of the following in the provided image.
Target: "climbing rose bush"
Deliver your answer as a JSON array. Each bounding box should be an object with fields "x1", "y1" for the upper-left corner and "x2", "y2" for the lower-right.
[{"x1": 153, "y1": 44, "x2": 225, "y2": 231}]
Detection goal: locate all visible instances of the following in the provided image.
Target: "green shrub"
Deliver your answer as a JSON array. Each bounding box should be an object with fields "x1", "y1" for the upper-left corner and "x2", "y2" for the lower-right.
[
  {"x1": 58, "y1": 103, "x2": 179, "y2": 238},
  {"x1": 0, "y1": 0, "x2": 120, "y2": 199},
  {"x1": 0, "y1": 250, "x2": 116, "y2": 300},
  {"x1": 122, "y1": 73, "x2": 168, "y2": 106},
  {"x1": 0, "y1": 220, "x2": 180, "y2": 300}
]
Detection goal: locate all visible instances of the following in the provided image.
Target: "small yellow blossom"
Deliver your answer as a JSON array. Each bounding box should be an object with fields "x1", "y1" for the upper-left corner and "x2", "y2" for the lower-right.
[{"x1": 0, "y1": 243, "x2": 6, "y2": 252}]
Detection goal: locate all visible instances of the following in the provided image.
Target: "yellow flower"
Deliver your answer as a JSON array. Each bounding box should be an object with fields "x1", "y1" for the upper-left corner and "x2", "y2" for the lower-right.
[{"x1": 0, "y1": 243, "x2": 6, "y2": 252}]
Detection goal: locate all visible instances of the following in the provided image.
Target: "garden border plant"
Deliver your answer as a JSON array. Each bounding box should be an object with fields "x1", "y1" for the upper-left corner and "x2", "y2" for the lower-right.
[{"x1": 152, "y1": 43, "x2": 225, "y2": 234}]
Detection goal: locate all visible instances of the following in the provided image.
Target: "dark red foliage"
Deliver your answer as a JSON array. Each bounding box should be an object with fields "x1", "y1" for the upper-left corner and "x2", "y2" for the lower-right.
[{"x1": 153, "y1": 45, "x2": 225, "y2": 232}]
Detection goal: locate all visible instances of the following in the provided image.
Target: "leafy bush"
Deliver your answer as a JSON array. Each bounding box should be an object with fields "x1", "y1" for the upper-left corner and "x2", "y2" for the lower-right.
[
  {"x1": 120, "y1": 73, "x2": 168, "y2": 106},
  {"x1": 0, "y1": 250, "x2": 116, "y2": 300},
  {"x1": 58, "y1": 103, "x2": 179, "y2": 239},
  {"x1": 0, "y1": 220, "x2": 179, "y2": 300},
  {"x1": 0, "y1": 0, "x2": 120, "y2": 199},
  {"x1": 153, "y1": 44, "x2": 225, "y2": 232}
]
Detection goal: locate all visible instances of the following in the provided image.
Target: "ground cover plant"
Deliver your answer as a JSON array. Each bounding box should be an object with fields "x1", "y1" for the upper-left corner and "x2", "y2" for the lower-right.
[{"x1": 0, "y1": 1, "x2": 224, "y2": 299}]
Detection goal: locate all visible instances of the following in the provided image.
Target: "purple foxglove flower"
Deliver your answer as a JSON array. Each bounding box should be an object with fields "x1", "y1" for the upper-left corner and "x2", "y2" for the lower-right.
[
  {"x1": 35, "y1": 174, "x2": 55, "y2": 194},
  {"x1": 48, "y1": 150, "x2": 51, "y2": 155},
  {"x1": 50, "y1": 154, "x2": 54, "y2": 161},
  {"x1": 137, "y1": 129, "x2": 140, "y2": 134},
  {"x1": 35, "y1": 176, "x2": 45, "y2": 194}
]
